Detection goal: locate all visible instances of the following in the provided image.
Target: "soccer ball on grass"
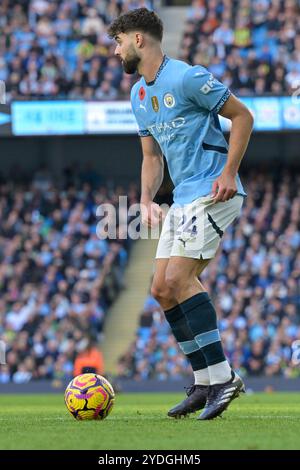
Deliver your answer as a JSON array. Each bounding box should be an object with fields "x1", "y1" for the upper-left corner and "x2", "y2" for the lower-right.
[{"x1": 64, "y1": 373, "x2": 115, "y2": 420}]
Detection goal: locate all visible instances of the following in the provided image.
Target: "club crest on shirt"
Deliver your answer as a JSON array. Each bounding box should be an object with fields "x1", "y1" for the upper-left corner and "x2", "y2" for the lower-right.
[
  {"x1": 151, "y1": 96, "x2": 159, "y2": 112},
  {"x1": 164, "y1": 93, "x2": 175, "y2": 108}
]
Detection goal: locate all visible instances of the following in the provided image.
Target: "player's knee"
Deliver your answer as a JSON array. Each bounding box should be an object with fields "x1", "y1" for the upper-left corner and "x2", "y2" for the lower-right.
[
  {"x1": 164, "y1": 271, "x2": 183, "y2": 293},
  {"x1": 150, "y1": 283, "x2": 164, "y2": 301},
  {"x1": 150, "y1": 283, "x2": 172, "y2": 304}
]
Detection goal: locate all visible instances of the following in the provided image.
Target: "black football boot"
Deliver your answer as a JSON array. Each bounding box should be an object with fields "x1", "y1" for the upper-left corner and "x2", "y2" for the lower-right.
[
  {"x1": 198, "y1": 372, "x2": 245, "y2": 420},
  {"x1": 168, "y1": 384, "x2": 208, "y2": 418}
]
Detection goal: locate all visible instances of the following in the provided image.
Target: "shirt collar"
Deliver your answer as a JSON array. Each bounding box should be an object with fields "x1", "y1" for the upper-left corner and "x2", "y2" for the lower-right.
[{"x1": 145, "y1": 55, "x2": 169, "y2": 86}]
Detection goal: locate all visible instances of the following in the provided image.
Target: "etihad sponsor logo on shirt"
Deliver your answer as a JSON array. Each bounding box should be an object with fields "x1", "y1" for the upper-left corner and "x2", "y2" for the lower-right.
[
  {"x1": 147, "y1": 117, "x2": 185, "y2": 144},
  {"x1": 151, "y1": 96, "x2": 159, "y2": 112}
]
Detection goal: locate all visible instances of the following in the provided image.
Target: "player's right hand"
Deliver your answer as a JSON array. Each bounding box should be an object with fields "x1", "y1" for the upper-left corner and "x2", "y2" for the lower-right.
[{"x1": 140, "y1": 201, "x2": 164, "y2": 228}]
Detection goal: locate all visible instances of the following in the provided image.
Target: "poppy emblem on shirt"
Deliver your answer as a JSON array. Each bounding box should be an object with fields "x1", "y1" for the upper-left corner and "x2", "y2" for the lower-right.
[
  {"x1": 164, "y1": 93, "x2": 175, "y2": 108},
  {"x1": 151, "y1": 96, "x2": 159, "y2": 112},
  {"x1": 139, "y1": 87, "x2": 146, "y2": 100}
]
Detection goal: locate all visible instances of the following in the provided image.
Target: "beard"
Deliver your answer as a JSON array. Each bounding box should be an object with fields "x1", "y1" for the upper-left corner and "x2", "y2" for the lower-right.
[{"x1": 122, "y1": 48, "x2": 140, "y2": 74}]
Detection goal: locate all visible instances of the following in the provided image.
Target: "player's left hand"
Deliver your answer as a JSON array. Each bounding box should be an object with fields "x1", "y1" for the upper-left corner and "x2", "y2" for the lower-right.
[{"x1": 211, "y1": 171, "x2": 237, "y2": 203}]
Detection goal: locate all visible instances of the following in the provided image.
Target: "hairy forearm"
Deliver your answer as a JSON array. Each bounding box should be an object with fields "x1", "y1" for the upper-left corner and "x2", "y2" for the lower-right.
[
  {"x1": 224, "y1": 111, "x2": 253, "y2": 176},
  {"x1": 140, "y1": 155, "x2": 164, "y2": 203}
]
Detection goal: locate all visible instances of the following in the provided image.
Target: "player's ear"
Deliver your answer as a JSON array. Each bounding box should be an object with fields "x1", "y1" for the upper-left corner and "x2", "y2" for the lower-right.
[{"x1": 135, "y1": 32, "x2": 145, "y2": 49}]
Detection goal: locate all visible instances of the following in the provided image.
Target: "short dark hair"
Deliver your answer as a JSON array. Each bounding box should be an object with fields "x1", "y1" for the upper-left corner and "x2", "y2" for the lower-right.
[{"x1": 108, "y1": 8, "x2": 163, "y2": 42}]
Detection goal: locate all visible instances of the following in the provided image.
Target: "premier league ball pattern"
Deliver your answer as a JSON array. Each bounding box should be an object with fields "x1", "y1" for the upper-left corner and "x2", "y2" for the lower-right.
[{"x1": 64, "y1": 373, "x2": 115, "y2": 420}]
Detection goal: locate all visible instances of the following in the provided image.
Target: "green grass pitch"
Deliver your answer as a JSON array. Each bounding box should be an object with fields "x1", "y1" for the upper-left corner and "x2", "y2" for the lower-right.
[{"x1": 0, "y1": 392, "x2": 299, "y2": 450}]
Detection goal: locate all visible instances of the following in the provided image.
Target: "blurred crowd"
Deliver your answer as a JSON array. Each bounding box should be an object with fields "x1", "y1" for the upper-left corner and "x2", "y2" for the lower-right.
[
  {"x1": 0, "y1": 0, "x2": 153, "y2": 102},
  {"x1": 2, "y1": 0, "x2": 300, "y2": 100},
  {"x1": 179, "y1": 0, "x2": 300, "y2": 95},
  {"x1": 0, "y1": 167, "x2": 139, "y2": 383},
  {"x1": 118, "y1": 169, "x2": 300, "y2": 380}
]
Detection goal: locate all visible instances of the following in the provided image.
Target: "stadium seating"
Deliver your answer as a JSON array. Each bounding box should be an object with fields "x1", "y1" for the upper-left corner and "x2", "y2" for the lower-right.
[
  {"x1": 1, "y1": 0, "x2": 153, "y2": 102},
  {"x1": 179, "y1": 0, "x2": 300, "y2": 95},
  {"x1": 2, "y1": 0, "x2": 298, "y2": 100},
  {"x1": 0, "y1": 169, "x2": 136, "y2": 383}
]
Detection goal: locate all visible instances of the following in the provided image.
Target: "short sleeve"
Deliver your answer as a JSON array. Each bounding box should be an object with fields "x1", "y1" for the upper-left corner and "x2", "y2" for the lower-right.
[
  {"x1": 137, "y1": 128, "x2": 151, "y2": 137},
  {"x1": 130, "y1": 85, "x2": 151, "y2": 137},
  {"x1": 182, "y1": 65, "x2": 231, "y2": 113}
]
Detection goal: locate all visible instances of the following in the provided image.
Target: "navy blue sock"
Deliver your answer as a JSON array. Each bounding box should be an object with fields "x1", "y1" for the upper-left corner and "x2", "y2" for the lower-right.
[
  {"x1": 180, "y1": 292, "x2": 226, "y2": 366},
  {"x1": 164, "y1": 304, "x2": 207, "y2": 371}
]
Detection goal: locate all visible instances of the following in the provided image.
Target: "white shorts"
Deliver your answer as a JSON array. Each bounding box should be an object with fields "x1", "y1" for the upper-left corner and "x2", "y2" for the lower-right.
[{"x1": 156, "y1": 194, "x2": 244, "y2": 260}]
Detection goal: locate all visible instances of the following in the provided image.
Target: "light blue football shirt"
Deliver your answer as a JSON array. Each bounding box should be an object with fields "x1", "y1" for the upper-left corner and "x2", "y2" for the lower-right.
[{"x1": 130, "y1": 56, "x2": 246, "y2": 205}]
